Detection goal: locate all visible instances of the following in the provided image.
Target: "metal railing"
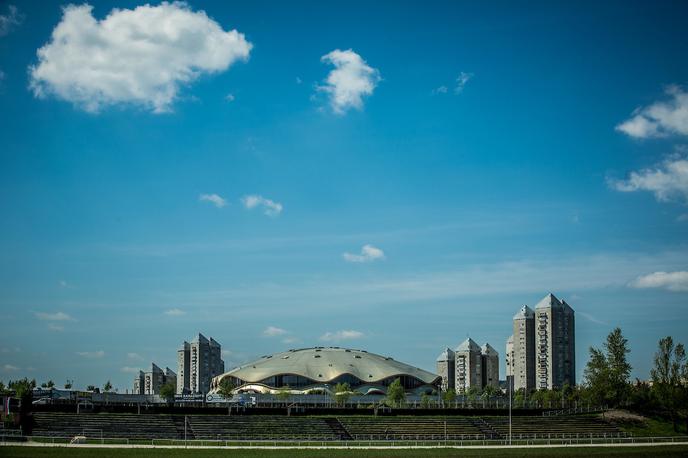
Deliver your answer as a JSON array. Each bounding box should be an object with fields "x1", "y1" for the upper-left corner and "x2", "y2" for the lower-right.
[{"x1": 5, "y1": 433, "x2": 686, "y2": 448}]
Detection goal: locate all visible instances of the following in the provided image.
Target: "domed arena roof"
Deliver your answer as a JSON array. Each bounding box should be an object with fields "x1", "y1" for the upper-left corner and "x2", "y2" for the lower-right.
[{"x1": 210, "y1": 347, "x2": 440, "y2": 395}]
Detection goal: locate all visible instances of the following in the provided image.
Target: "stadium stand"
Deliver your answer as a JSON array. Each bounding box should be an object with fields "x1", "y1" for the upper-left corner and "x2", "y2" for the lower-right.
[
  {"x1": 31, "y1": 412, "x2": 626, "y2": 441},
  {"x1": 484, "y1": 415, "x2": 626, "y2": 438},
  {"x1": 338, "y1": 416, "x2": 486, "y2": 439}
]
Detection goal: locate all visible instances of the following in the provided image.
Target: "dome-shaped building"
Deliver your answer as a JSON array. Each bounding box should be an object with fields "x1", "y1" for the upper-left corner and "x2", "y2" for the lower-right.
[{"x1": 210, "y1": 347, "x2": 440, "y2": 395}]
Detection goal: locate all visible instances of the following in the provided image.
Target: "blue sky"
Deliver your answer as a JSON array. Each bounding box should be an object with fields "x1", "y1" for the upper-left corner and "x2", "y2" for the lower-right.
[{"x1": 1, "y1": 0, "x2": 687, "y2": 391}]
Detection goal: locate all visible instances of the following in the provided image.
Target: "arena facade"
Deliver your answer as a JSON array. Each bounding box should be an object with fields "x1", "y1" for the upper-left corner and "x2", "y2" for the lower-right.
[{"x1": 210, "y1": 347, "x2": 441, "y2": 395}]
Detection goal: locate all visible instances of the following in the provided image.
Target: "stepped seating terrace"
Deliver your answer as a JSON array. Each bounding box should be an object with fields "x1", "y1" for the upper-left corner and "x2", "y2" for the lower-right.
[
  {"x1": 32, "y1": 412, "x2": 179, "y2": 439},
  {"x1": 484, "y1": 415, "x2": 626, "y2": 438},
  {"x1": 338, "y1": 416, "x2": 485, "y2": 439},
  {"x1": 188, "y1": 415, "x2": 339, "y2": 440}
]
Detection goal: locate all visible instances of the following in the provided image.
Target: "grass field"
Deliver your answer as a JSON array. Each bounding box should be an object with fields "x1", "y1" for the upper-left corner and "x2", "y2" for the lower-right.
[{"x1": 3, "y1": 446, "x2": 688, "y2": 458}]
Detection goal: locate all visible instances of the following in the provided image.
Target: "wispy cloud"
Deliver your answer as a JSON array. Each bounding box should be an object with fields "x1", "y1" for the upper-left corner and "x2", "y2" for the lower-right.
[
  {"x1": 0, "y1": 5, "x2": 23, "y2": 37},
  {"x1": 455, "y1": 71, "x2": 473, "y2": 94},
  {"x1": 629, "y1": 271, "x2": 688, "y2": 292},
  {"x1": 164, "y1": 308, "x2": 186, "y2": 316},
  {"x1": 343, "y1": 244, "x2": 385, "y2": 263},
  {"x1": 120, "y1": 366, "x2": 141, "y2": 373},
  {"x1": 608, "y1": 153, "x2": 688, "y2": 203},
  {"x1": 616, "y1": 85, "x2": 688, "y2": 138},
  {"x1": 320, "y1": 330, "x2": 364, "y2": 342},
  {"x1": 432, "y1": 85, "x2": 448, "y2": 95},
  {"x1": 262, "y1": 326, "x2": 288, "y2": 337},
  {"x1": 318, "y1": 49, "x2": 380, "y2": 114},
  {"x1": 76, "y1": 350, "x2": 105, "y2": 359},
  {"x1": 225, "y1": 93, "x2": 235, "y2": 102},
  {"x1": 241, "y1": 195, "x2": 283, "y2": 217},
  {"x1": 199, "y1": 193, "x2": 227, "y2": 208},
  {"x1": 2, "y1": 364, "x2": 19, "y2": 372},
  {"x1": 34, "y1": 311, "x2": 74, "y2": 321},
  {"x1": 127, "y1": 352, "x2": 143, "y2": 361},
  {"x1": 578, "y1": 311, "x2": 607, "y2": 326},
  {"x1": 282, "y1": 336, "x2": 300, "y2": 344},
  {"x1": 48, "y1": 323, "x2": 64, "y2": 332}
]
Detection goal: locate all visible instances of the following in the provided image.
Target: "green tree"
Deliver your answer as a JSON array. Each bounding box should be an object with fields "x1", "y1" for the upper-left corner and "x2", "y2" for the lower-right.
[
  {"x1": 217, "y1": 378, "x2": 235, "y2": 414},
  {"x1": 584, "y1": 327, "x2": 632, "y2": 408},
  {"x1": 64, "y1": 380, "x2": 73, "y2": 390},
  {"x1": 386, "y1": 378, "x2": 406, "y2": 408},
  {"x1": 276, "y1": 386, "x2": 291, "y2": 402},
  {"x1": 86, "y1": 385, "x2": 98, "y2": 392},
  {"x1": 420, "y1": 392, "x2": 433, "y2": 408},
  {"x1": 334, "y1": 382, "x2": 352, "y2": 406},
  {"x1": 651, "y1": 336, "x2": 687, "y2": 432},
  {"x1": 159, "y1": 382, "x2": 176, "y2": 403},
  {"x1": 442, "y1": 389, "x2": 456, "y2": 407},
  {"x1": 8, "y1": 378, "x2": 34, "y2": 398},
  {"x1": 103, "y1": 380, "x2": 113, "y2": 392}
]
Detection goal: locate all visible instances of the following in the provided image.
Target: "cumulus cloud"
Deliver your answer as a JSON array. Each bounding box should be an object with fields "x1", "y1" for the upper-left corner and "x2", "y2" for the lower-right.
[
  {"x1": 199, "y1": 193, "x2": 227, "y2": 208},
  {"x1": 76, "y1": 350, "x2": 105, "y2": 358},
  {"x1": 164, "y1": 308, "x2": 186, "y2": 316},
  {"x1": 262, "y1": 326, "x2": 288, "y2": 337},
  {"x1": 0, "y1": 5, "x2": 23, "y2": 37},
  {"x1": 343, "y1": 244, "x2": 385, "y2": 263},
  {"x1": 629, "y1": 271, "x2": 688, "y2": 292},
  {"x1": 29, "y1": 2, "x2": 252, "y2": 113},
  {"x1": 318, "y1": 49, "x2": 380, "y2": 114},
  {"x1": 320, "y1": 330, "x2": 364, "y2": 342},
  {"x1": 34, "y1": 311, "x2": 73, "y2": 321},
  {"x1": 608, "y1": 154, "x2": 688, "y2": 203},
  {"x1": 455, "y1": 71, "x2": 473, "y2": 94},
  {"x1": 616, "y1": 86, "x2": 688, "y2": 138},
  {"x1": 121, "y1": 366, "x2": 142, "y2": 373},
  {"x1": 241, "y1": 194, "x2": 283, "y2": 217}
]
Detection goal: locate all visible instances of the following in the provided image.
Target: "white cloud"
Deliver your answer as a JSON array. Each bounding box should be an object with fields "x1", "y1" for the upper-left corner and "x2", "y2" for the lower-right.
[
  {"x1": 262, "y1": 326, "x2": 287, "y2": 337},
  {"x1": 120, "y1": 366, "x2": 141, "y2": 373},
  {"x1": 199, "y1": 193, "x2": 227, "y2": 208},
  {"x1": 48, "y1": 323, "x2": 64, "y2": 332},
  {"x1": 225, "y1": 93, "x2": 235, "y2": 102},
  {"x1": 164, "y1": 308, "x2": 186, "y2": 316},
  {"x1": 318, "y1": 49, "x2": 380, "y2": 114},
  {"x1": 320, "y1": 330, "x2": 364, "y2": 342},
  {"x1": 432, "y1": 85, "x2": 448, "y2": 95},
  {"x1": 127, "y1": 352, "x2": 143, "y2": 361},
  {"x1": 34, "y1": 311, "x2": 73, "y2": 321},
  {"x1": 29, "y1": 2, "x2": 252, "y2": 113},
  {"x1": 2, "y1": 364, "x2": 19, "y2": 372},
  {"x1": 629, "y1": 271, "x2": 688, "y2": 292},
  {"x1": 616, "y1": 86, "x2": 688, "y2": 138},
  {"x1": 343, "y1": 244, "x2": 385, "y2": 263},
  {"x1": 455, "y1": 71, "x2": 473, "y2": 94},
  {"x1": 608, "y1": 154, "x2": 688, "y2": 203},
  {"x1": 677, "y1": 213, "x2": 688, "y2": 222},
  {"x1": 0, "y1": 5, "x2": 23, "y2": 37},
  {"x1": 76, "y1": 350, "x2": 105, "y2": 359},
  {"x1": 241, "y1": 194, "x2": 283, "y2": 217}
]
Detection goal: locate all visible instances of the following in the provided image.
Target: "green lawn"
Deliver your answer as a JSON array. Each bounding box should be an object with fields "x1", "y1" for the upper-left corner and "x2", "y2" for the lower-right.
[
  {"x1": 2, "y1": 446, "x2": 688, "y2": 458},
  {"x1": 616, "y1": 417, "x2": 688, "y2": 437}
]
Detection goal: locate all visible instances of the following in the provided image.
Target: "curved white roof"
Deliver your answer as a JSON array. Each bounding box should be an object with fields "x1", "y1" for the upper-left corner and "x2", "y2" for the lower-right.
[{"x1": 214, "y1": 347, "x2": 440, "y2": 386}]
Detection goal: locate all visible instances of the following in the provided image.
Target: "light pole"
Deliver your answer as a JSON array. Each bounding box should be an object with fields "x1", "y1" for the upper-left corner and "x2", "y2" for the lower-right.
[{"x1": 508, "y1": 376, "x2": 512, "y2": 446}]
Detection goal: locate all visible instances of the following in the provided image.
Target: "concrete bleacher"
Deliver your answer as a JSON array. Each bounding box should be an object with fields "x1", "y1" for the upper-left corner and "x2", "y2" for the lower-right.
[
  {"x1": 484, "y1": 415, "x2": 626, "y2": 438},
  {"x1": 31, "y1": 412, "x2": 627, "y2": 441},
  {"x1": 338, "y1": 416, "x2": 486, "y2": 439},
  {"x1": 32, "y1": 412, "x2": 179, "y2": 439},
  {"x1": 188, "y1": 415, "x2": 339, "y2": 440}
]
